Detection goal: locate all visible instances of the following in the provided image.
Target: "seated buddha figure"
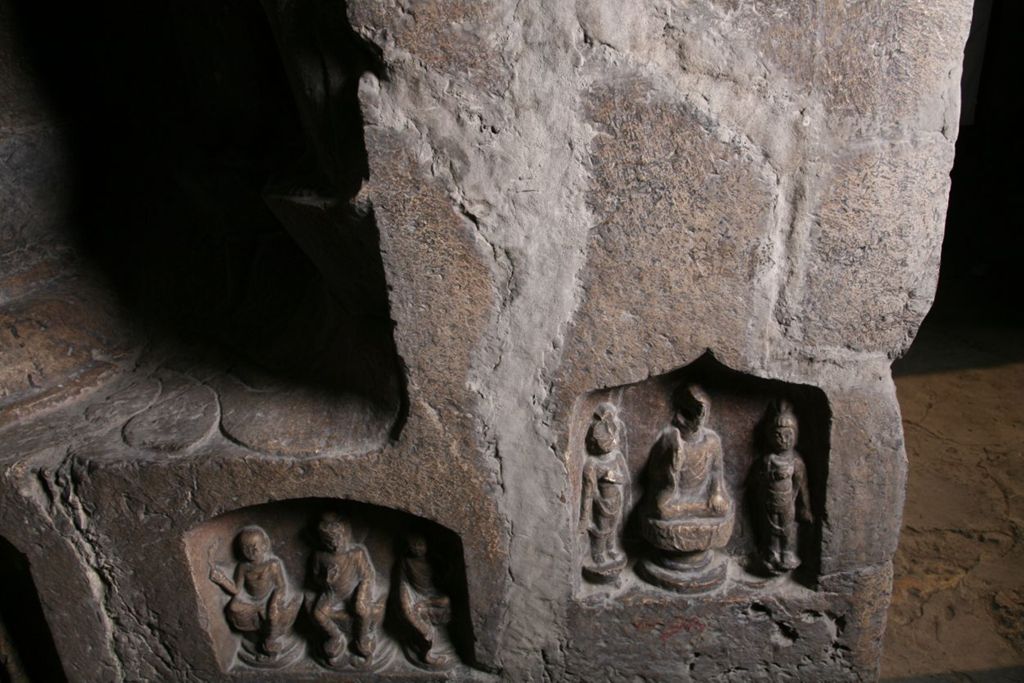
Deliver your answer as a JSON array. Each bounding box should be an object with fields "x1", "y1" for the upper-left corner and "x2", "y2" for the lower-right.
[
  {"x1": 648, "y1": 384, "x2": 729, "y2": 520},
  {"x1": 638, "y1": 384, "x2": 734, "y2": 593}
]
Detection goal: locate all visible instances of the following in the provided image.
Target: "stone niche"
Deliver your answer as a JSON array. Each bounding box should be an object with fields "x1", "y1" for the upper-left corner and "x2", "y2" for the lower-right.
[
  {"x1": 0, "y1": 0, "x2": 974, "y2": 680},
  {"x1": 566, "y1": 355, "x2": 845, "y2": 678},
  {"x1": 570, "y1": 353, "x2": 830, "y2": 597},
  {"x1": 184, "y1": 499, "x2": 474, "y2": 676}
]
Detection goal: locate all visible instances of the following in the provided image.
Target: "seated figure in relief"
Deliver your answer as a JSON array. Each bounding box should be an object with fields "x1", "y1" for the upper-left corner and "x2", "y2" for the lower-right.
[
  {"x1": 397, "y1": 533, "x2": 456, "y2": 670},
  {"x1": 307, "y1": 512, "x2": 384, "y2": 668},
  {"x1": 637, "y1": 384, "x2": 735, "y2": 594},
  {"x1": 209, "y1": 526, "x2": 301, "y2": 668},
  {"x1": 647, "y1": 384, "x2": 730, "y2": 520}
]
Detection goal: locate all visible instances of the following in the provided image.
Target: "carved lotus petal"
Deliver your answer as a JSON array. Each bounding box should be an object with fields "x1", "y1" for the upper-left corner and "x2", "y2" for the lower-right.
[{"x1": 122, "y1": 384, "x2": 218, "y2": 452}]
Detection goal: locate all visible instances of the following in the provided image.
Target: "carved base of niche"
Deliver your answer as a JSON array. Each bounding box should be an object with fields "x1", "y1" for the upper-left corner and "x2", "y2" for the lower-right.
[
  {"x1": 563, "y1": 564, "x2": 890, "y2": 680},
  {"x1": 582, "y1": 554, "x2": 628, "y2": 585},
  {"x1": 401, "y1": 639, "x2": 457, "y2": 672},
  {"x1": 184, "y1": 498, "x2": 472, "y2": 677},
  {"x1": 322, "y1": 638, "x2": 398, "y2": 673},
  {"x1": 636, "y1": 549, "x2": 729, "y2": 595},
  {"x1": 236, "y1": 631, "x2": 304, "y2": 670}
]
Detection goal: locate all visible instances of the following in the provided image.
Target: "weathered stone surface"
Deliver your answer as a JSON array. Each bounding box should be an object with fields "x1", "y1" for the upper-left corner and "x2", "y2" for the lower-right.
[
  {"x1": 562, "y1": 564, "x2": 894, "y2": 681},
  {"x1": 0, "y1": 0, "x2": 972, "y2": 680},
  {"x1": 778, "y1": 140, "x2": 958, "y2": 355},
  {"x1": 819, "y1": 375, "x2": 909, "y2": 574},
  {"x1": 122, "y1": 381, "x2": 219, "y2": 453},
  {"x1": 567, "y1": 75, "x2": 777, "y2": 383},
  {"x1": 0, "y1": 283, "x2": 136, "y2": 424},
  {"x1": 216, "y1": 373, "x2": 395, "y2": 456}
]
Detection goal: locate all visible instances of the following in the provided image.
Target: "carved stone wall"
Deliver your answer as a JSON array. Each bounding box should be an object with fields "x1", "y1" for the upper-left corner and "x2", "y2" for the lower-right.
[{"x1": 0, "y1": 0, "x2": 972, "y2": 680}]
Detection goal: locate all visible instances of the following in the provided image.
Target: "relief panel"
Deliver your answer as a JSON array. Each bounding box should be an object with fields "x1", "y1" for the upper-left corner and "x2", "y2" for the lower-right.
[
  {"x1": 570, "y1": 353, "x2": 830, "y2": 598},
  {"x1": 185, "y1": 499, "x2": 472, "y2": 675}
]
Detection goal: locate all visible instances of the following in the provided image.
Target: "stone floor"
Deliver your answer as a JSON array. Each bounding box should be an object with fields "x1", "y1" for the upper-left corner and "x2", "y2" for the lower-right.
[{"x1": 881, "y1": 313, "x2": 1024, "y2": 682}]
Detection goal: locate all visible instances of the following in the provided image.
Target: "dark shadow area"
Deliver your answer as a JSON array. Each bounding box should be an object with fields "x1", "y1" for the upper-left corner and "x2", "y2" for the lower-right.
[
  {"x1": 4, "y1": 0, "x2": 405, "y2": 437},
  {"x1": 895, "y1": 0, "x2": 1024, "y2": 377},
  {"x1": 0, "y1": 536, "x2": 67, "y2": 683}
]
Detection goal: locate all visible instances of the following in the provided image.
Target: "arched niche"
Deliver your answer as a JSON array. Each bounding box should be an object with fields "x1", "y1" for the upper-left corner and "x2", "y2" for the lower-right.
[
  {"x1": 0, "y1": 535, "x2": 67, "y2": 682},
  {"x1": 183, "y1": 498, "x2": 476, "y2": 676},
  {"x1": 570, "y1": 352, "x2": 831, "y2": 596}
]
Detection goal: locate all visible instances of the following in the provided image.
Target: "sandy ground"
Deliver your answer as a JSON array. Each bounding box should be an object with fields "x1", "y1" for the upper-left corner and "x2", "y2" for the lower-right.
[{"x1": 881, "y1": 319, "x2": 1024, "y2": 682}]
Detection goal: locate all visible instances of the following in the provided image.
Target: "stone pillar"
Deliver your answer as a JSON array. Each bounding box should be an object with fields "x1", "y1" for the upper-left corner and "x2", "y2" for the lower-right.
[{"x1": 0, "y1": 0, "x2": 972, "y2": 680}]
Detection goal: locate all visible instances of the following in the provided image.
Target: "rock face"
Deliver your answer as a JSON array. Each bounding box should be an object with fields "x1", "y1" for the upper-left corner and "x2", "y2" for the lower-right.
[{"x1": 0, "y1": 0, "x2": 972, "y2": 681}]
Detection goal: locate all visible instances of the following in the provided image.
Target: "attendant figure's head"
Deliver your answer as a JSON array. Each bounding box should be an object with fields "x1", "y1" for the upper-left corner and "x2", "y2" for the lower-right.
[
  {"x1": 767, "y1": 400, "x2": 798, "y2": 452},
  {"x1": 406, "y1": 533, "x2": 429, "y2": 559},
  {"x1": 586, "y1": 402, "x2": 621, "y2": 455}
]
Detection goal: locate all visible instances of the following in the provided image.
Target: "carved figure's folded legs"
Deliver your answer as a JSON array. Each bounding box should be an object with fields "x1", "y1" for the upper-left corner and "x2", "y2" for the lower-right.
[
  {"x1": 410, "y1": 597, "x2": 452, "y2": 664},
  {"x1": 262, "y1": 593, "x2": 289, "y2": 654},
  {"x1": 225, "y1": 597, "x2": 262, "y2": 634},
  {"x1": 312, "y1": 596, "x2": 349, "y2": 661},
  {"x1": 351, "y1": 580, "x2": 378, "y2": 659}
]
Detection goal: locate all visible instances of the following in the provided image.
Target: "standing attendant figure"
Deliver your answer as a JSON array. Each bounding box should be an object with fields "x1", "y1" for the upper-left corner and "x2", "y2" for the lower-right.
[
  {"x1": 755, "y1": 399, "x2": 813, "y2": 575},
  {"x1": 580, "y1": 402, "x2": 629, "y2": 583}
]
